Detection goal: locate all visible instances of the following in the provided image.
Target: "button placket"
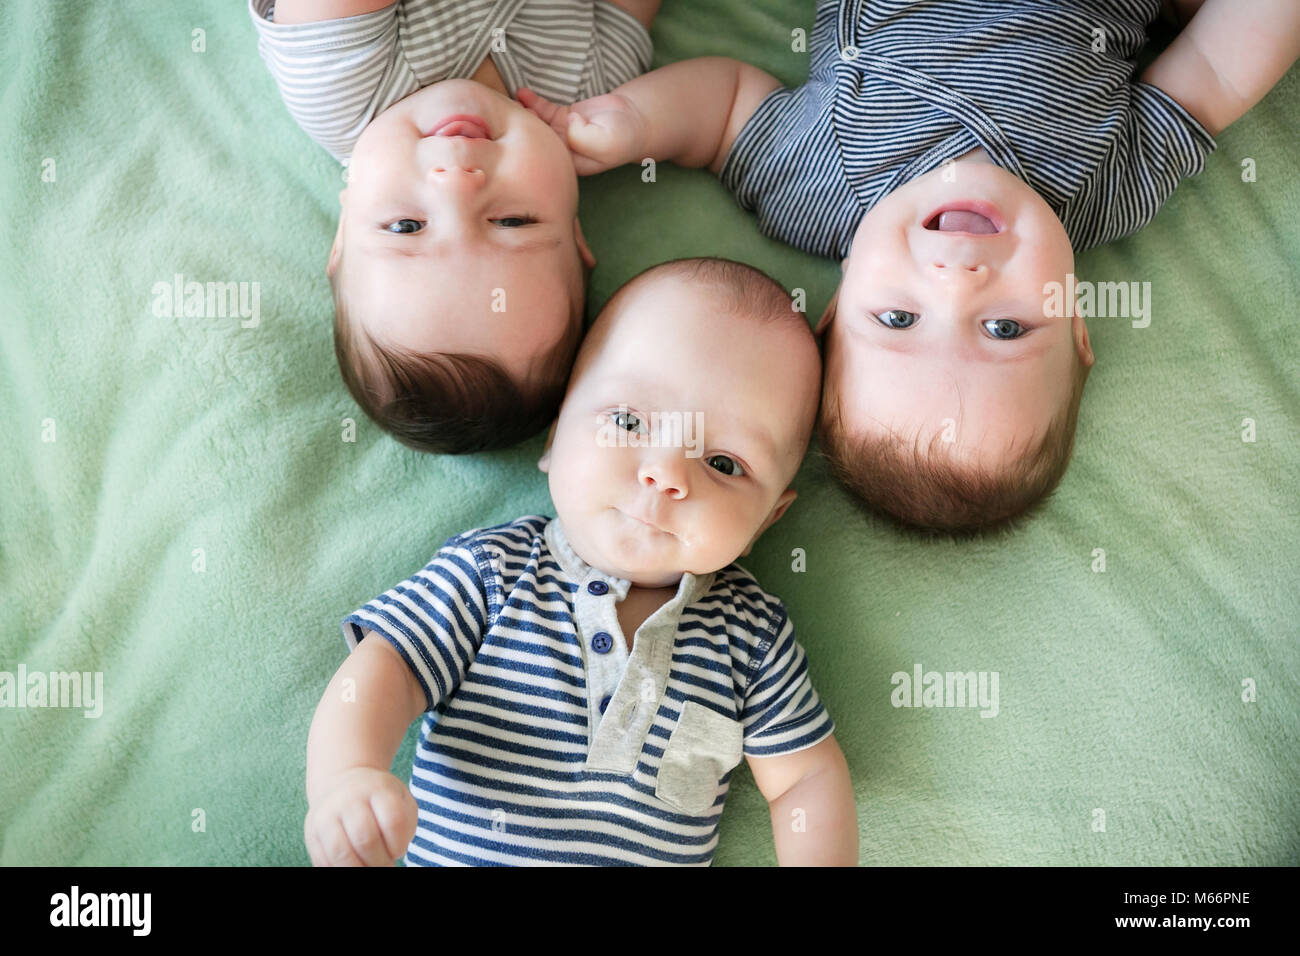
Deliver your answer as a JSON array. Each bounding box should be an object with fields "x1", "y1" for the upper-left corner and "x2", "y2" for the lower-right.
[
  {"x1": 543, "y1": 517, "x2": 717, "y2": 775},
  {"x1": 584, "y1": 569, "x2": 718, "y2": 774},
  {"x1": 574, "y1": 569, "x2": 632, "y2": 748}
]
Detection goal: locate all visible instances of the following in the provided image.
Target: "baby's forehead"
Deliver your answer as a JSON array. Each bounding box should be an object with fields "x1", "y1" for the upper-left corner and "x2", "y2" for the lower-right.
[
  {"x1": 581, "y1": 284, "x2": 819, "y2": 447},
  {"x1": 615, "y1": 269, "x2": 764, "y2": 313},
  {"x1": 603, "y1": 273, "x2": 809, "y2": 346},
  {"x1": 832, "y1": 373, "x2": 1061, "y2": 468}
]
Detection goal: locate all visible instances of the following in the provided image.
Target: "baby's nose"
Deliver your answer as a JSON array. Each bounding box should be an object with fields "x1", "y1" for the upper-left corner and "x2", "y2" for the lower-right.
[
  {"x1": 928, "y1": 260, "x2": 989, "y2": 284},
  {"x1": 426, "y1": 165, "x2": 487, "y2": 188},
  {"x1": 638, "y1": 459, "x2": 688, "y2": 499}
]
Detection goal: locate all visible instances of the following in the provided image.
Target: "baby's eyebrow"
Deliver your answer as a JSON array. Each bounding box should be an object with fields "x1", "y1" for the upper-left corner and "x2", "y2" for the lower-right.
[
  {"x1": 707, "y1": 415, "x2": 780, "y2": 476},
  {"x1": 369, "y1": 234, "x2": 564, "y2": 256},
  {"x1": 497, "y1": 234, "x2": 564, "y2": 253},
  {"x1": 373, "y1": 242, "x2": 425, "y2": 259}
]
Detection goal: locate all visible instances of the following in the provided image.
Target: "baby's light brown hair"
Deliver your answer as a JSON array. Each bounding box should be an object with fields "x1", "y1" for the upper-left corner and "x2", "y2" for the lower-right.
[
  {"x1": 330, "y1": 246, "x2": 586, "y2": 455},
  {"x1": 818, "y1": 295, "x2": 1091, "y2": 536}
]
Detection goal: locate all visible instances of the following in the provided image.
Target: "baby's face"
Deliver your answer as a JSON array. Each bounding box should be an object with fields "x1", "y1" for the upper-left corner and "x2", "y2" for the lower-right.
[
  {"x1": 821, "y1": 162, "x2": 1093, "y2": 465},
  {"x1": 539, "y1": 279, "x2": 819, "y2": 589},
  {"x1": 330, "y1": 79, "x2": 594, "y2": 378}
]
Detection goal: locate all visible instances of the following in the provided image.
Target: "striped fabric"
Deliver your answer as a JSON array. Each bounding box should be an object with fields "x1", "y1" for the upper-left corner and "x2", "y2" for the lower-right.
[
  {"x1": 340, "y1": 515, "x2": 835, "y2": 866},
  {"x1": 248, "y1": 0, "x2": 653, "y2": 162},
  {"x1": 720, "y1": 0, "x2": 1217, "y2": 257}
]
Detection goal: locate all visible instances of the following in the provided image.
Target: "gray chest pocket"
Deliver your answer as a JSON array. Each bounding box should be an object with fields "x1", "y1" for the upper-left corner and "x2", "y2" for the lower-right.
[{"x1": 654, "y1": 700, "x2": 745, "y2": 815}]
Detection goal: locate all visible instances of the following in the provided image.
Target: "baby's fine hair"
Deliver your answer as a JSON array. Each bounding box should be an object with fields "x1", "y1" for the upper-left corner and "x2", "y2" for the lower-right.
[
  {"x1": 600, "y1": 256, "x2": 808, "y2": 333},
  {"x1": 330, "y1": 246, "x2": 584, "y2": 455}
]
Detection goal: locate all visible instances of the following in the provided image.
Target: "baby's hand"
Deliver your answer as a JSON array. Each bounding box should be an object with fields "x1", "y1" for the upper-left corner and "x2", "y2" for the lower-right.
[
  {"x1": 517, "y1": 88, "x2": 647, "y2": 175},
  {"x1": 303, "y1": 766, "x2": 417, "y2": 866}
]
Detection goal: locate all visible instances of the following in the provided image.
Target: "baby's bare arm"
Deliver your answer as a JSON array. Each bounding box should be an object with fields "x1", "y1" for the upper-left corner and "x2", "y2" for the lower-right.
[
  {"x1": 306, "y1": 633, "x2": 426, "y2": 806},
  {"x1": 520, "y1": 57, "x2": 780, "y2": 175},
  {"x1": 270, "y1": 0, "x2": 397, "y2": 25},
  {"x1": 621, "y1": 57, "x2": 782, "y2": 174},
  {"x1": 747, "y1": 735, "x2": 858, "y2": 866},
  {"x1": 1141, "y1": 0, "x2": 1300, "y2": 137}
]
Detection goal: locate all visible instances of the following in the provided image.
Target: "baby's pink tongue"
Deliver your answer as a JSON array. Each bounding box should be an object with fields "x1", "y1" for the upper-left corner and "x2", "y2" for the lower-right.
[{"x1": 938, "y1": 210, "x2": 997, "y2": 233}]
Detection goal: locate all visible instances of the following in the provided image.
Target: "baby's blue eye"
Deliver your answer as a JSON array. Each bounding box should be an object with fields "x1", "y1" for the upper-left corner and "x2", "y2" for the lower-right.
[
  {"x1": 611, "y1": 410, "x2": 645, "y2": 433},
  {"x1": 983, "y1": 318, "x2": 1026, "y2": 339},
  {"x1": 706, "y1": 455, "x2": 744, "y2": 477},
  {"x1": 385, "y1": 219, "x2": 422, "y2": 234},
  {"x1": 492, "y1": 216, "x2": 536, "y2": 228},
  {"x1": 876, "y1": 309, "x2": 918, "y2": 329}
]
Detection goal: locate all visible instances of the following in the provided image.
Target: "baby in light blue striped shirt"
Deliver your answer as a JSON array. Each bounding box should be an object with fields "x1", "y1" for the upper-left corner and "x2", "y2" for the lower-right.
[
  {"x1": 248, "y1": 0, "x2": 658, "y2": 455},
  {"x1": 520, "y1": 0, "x2": 1300, "y2": 534}
]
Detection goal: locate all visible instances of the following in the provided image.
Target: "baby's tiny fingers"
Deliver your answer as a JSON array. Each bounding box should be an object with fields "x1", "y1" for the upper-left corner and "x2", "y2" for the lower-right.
[
  {"x1": 369, "y1": 788, "x2": 415, "y2": 862},
  {"x1": 518, "y1": 87, "x2": 558, "y2": 120},
  {"x1": 304, "y1": 814, "x2": 328, "y2": 867},
  {"x1": 340, "y1": 801, "x2": 393, "y2": 867},
  {"x1": 317, "y1": 815, "x2": 366, "y2": 867}
]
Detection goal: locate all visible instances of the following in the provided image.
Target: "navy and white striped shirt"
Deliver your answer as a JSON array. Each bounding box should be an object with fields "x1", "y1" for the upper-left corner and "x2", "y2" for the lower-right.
[
  {"x1": 720, "y1": 0, "x2": 1217, "y2": 257},
  {"x1": 249, "y1": 0, "x2": 653, "y2": 162},
  {"x1": 341, "y1": 515, "x2": 835, "y2": 866}
]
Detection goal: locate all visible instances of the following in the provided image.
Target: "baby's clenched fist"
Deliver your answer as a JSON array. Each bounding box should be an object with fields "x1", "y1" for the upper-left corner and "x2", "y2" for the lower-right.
[
  {"x1": 517, "y1": 88, "x2": 647, "y2": 175},
  {"x1": 304, "y1": 766, "x2": 417, "y2": 866}
]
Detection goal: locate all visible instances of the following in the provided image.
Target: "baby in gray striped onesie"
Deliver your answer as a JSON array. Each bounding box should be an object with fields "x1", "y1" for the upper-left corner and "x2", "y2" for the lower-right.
[{"x1": 247, "y1": 0, "x2": 659, "y2": 454}]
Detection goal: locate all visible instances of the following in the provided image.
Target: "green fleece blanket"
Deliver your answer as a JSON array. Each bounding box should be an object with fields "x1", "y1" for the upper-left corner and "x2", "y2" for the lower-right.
[{"x1": 1, "y1": 0, "x2": 1296, "y2": 866}]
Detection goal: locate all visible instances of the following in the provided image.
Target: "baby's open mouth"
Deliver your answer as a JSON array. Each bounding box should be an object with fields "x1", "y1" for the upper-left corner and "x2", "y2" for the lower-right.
[
  {"x1": 923, "y1": 202, "x2": 1004, "y2": 235},
  {"x1": 423, "y1": 115, "x2": 492, "y2": 139}
]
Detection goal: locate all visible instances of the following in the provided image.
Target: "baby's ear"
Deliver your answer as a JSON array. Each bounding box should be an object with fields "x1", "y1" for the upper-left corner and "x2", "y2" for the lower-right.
[
  {"x1": 537, "y1": 419, "x2": 560, "y2": 472},
  {"x1": 1073, "y1": 310, "x2": 1094, "y2": 368},
  {"x1": 327, "y1": 193, "x2": 346, "y2": 278},
  {"x1": 573, "y1": 218, "x2": 596, "y2": 269},
  {"x1": 814, "y1": 288, "x2": 839, "y2": 336}
]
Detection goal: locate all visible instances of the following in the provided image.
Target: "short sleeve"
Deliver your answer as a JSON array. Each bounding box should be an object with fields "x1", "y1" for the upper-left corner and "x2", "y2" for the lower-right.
[
  {"x1": 1061, "y1": 80, "x2": 1217, "y2": 251},
  {"x1": 247, "y1": 0, "x2": 419, "y2": 162},
  {"x1": 341, "y1": 534, "x2": 493, "y2": 713},
  {"x1": 718, "y1": 75, "x2": 861, "y2": 260},
  {"x1": 578, "y1": 1, "x2": 654, "y2": 99},
  {"x1": 740, "y1": 608, "x2": 835, "y2": 757}
]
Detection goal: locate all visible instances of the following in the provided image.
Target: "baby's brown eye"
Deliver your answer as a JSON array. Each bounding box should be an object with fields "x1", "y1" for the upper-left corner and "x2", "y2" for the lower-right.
[
  {"x1": 385, "y1": 219, "x2": 422, "y2": 234},
  {"x1": 706, "y1": 455, "x2": 744, "y2": 477}
]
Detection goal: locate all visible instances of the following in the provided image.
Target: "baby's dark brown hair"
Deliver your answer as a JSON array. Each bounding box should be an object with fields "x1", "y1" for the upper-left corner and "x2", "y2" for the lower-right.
[
  {"x1": 330, "y1": 246, "x2": 586, "y2": 455},
  {"x1": 818, "y1": 296, "x2": 1091, "y2": 536}
]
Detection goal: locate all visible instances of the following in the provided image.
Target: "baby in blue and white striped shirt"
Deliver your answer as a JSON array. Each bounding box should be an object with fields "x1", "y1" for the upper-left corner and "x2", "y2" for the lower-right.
[
  {"x1": 303, "y1": 259, "x2": 858, "y2": 866},
  {"x1": 521, "y1": 0, "x2": 1300, "y2": 534},
  {"x1": 248, "y1": 0, "x2": 658, "y2": 455}
]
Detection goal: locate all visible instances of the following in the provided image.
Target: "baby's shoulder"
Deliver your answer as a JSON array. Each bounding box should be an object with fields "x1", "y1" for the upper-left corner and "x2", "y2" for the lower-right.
[
  {"x1": 695, "y1": 563, "x2": 791, "y2": 639},
  {"x1": 442, "y1": 515, "x2": 549, "y2": 567}
]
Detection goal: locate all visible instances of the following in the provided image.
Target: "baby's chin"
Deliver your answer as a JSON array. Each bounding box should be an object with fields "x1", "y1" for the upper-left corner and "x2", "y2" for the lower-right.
[
  {"x1": 561, "y1": 514, "x2": 739, "y2": 588},
  {"x1": 388, "y1": 77, "x2": 515, "y2": 117},
  {"x1": 354, "y1": 79, "x2": 529, "y2": 158}
]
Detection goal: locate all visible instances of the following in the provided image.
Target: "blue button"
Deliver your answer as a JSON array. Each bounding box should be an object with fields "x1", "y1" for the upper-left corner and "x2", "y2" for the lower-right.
[
  {"x1": 599, "y1": 695, "x2": 612, "y2": 714},
  {"x1": 587, "y1": 580, "x2": 608, "y2": 596},
  {"x1": 591, "y1": 631, "x2": 613, "y2": 654}
]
